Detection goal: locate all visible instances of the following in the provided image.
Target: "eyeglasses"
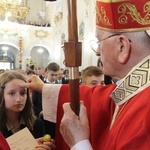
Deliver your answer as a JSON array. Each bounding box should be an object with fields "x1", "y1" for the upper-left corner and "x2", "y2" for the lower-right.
[{"x1": 89, "y1": 34, "x2": 120, "y2": 53}]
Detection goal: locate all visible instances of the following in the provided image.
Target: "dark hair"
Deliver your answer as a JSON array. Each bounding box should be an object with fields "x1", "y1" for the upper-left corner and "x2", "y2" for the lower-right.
[
  {"x1": 97, "y1": 57, "x2": 103, "y2": 67},
  {"x1": 63, "y1": 69, "x2": 69, "y2": 75},
  {"x1": 46, "y1": 62, "x2": 60, "y2": 72},
  {"x1": 0, "y1": 71, "x2": 36, "y2": 132},
  {"x1": 26, "y1": 69, "x2": 35, "y2": 75}
]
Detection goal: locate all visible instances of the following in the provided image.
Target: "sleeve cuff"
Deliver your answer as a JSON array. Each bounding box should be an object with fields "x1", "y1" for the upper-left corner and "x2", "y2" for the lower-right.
[
  {"x1": 42, "y1": 84, "x2": 62, "y2": 123},
  {"x1": 71, "y1": 140, "x2": 93, "y2": 150}
]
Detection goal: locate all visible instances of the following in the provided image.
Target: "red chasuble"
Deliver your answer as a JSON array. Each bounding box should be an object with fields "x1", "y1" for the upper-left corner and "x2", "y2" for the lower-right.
[
  {"x1": 55, "y1": 84, "x2": 150, "y2": 150},
  {"x1": 0, "y1": 133, "x2": 10, "y2": 150}
]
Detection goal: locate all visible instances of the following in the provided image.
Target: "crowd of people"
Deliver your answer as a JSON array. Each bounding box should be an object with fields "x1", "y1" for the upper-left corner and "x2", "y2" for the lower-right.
[
  {"x1": 0, "y1": 0, "x2": 150, "y2": 149},
  {"x1": 0, "y1": 60, "x2": 104, "y2": 149}
]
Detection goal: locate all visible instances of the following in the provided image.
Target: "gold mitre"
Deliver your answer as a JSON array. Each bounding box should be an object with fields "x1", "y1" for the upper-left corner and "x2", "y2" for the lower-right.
[{"x1": 96, "y1": 0, "x2": 150, "y2": 32}]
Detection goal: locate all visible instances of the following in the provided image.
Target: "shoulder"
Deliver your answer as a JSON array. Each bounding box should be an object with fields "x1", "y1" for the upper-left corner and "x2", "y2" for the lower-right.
[{"x1": 79, "y1": 84, "x2": 116, "y2": 97}]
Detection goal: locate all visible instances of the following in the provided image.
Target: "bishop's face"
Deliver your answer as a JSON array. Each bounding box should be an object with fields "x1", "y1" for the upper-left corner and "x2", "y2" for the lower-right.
[{"x1": 96, "y1": 29, "x2": 123, "y2": 80}]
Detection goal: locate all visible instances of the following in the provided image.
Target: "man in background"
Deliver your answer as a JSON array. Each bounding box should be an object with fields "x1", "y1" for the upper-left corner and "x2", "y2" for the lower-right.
[
  {"x1": 81, "y1": 66, "x2": 105, "y2": 86},
  {"x1": 45, "y1": 62, "x2": 60, "y2": 84},
  {"x1": 56, "y1": 68, "x2": 64, "y2": 84}
]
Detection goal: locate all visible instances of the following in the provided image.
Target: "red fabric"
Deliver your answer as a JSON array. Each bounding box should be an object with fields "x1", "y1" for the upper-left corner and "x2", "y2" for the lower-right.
[
  {"x1": 55, "y1": 84, "x2": 150, "y2": 150},
  {"x1": 0, "y1": 133, "x2": 10, "y2": 150},
  {"x1": 96, "y1": 0, "x2": 150, "y2": 32}
]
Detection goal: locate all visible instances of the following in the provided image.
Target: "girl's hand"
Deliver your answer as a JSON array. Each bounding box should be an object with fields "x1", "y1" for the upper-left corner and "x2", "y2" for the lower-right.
[{"x1": 35, "y1": 137, "x2": 55, "y2": 150}]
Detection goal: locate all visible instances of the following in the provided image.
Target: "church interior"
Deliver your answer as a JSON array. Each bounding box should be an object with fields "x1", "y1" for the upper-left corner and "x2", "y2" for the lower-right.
[{"x1": 0, "y1": 0, "x2": 97, "y2": 71}]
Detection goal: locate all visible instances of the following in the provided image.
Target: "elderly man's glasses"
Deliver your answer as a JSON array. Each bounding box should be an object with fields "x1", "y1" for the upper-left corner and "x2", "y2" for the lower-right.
[{"x1": 90, "y1": 34, "x2": 121, "y2": 53}]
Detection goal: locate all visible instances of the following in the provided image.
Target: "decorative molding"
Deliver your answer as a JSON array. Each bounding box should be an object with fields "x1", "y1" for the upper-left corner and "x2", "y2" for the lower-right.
[
  {"x1": 34, "y1": 30, "x2": 49, "y2": 38},
  {"x1": 0, "y1": 0, "x2": 30, "y2": 21},
  {"x1": 54, "y1": 12, "x2": 63, "y2": 25},
  {"x1": 0, "y1": 28, "x2": 18, "y2": 37},
  {"x1": 79, "y1": 21, "x2": 84, "y2": 41}
]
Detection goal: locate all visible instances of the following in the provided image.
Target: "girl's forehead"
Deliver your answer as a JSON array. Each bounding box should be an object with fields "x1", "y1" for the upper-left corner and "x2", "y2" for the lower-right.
[
  {"x1": 6, "y1": 78, "x2": 24, "y2": 83},
  {"x1": 5, "y1": 79, "x2": 26, "y2": 88}
]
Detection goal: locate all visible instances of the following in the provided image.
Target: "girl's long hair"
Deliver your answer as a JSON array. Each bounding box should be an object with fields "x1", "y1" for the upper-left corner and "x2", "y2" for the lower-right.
[{"x1": 0, "y1": 71, "x2": 36, "y2": 132}]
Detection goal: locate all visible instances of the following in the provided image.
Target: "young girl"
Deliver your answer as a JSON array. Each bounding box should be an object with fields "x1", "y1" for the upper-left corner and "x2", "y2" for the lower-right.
[{"x1": 0, "y1": 71, "x2": 55, "y2": 150}]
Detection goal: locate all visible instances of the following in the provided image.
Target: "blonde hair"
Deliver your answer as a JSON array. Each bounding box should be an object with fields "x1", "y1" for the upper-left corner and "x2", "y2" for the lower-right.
[{"x1": 82, "y1": 66, "x2": 103, "y2": 84}]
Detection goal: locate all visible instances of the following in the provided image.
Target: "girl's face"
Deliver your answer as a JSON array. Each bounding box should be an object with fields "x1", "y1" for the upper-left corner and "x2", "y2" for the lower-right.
[{"x1": 4, "y1": 79, "x2": 27, "y2": 113}]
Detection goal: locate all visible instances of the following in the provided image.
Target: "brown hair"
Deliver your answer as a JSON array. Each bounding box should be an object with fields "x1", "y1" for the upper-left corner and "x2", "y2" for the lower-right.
[
  {"x1": 0, "y1": 71, "x2": 36, "y2": 132},
  {"x1": 26, "y1": 69, "x2": 35, "y2": 75},
  {"x1": 46, "y1": 62, "x2": 60, "y2": 72},
  {"x1": 82, "y1": 66, "x2": 103, "y2": 84}
]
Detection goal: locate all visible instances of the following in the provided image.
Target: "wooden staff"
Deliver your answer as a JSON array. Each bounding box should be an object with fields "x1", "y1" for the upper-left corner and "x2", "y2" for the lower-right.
[{"x1": 64, "y1": 0, "x2": 82, "y2": 115}]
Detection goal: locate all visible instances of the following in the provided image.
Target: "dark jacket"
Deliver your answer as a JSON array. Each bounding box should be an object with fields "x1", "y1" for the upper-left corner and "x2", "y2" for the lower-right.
[
  {"x1": 2, "y1": 118, "x2": 45, "y2": 139},
  {"x1": 62, "y1": 77, "x2": 69, "y2": 84}
]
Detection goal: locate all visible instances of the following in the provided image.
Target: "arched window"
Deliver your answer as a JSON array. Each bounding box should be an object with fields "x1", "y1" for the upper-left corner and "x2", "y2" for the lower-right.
[{"x1": 0, "y1": 45, "x2": 15, "y2": 70}]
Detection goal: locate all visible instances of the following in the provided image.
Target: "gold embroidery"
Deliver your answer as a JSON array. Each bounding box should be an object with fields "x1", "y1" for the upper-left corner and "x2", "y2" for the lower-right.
[
  {"x1": 96, "y1": 6, "x2": 112, "y2": 26},
  {"x1": 111, "y1": 56, "x2": 150, "y2": 105},
  {"x1": 96, "y1": 25, "x2": 150, "y2": 32},
  {"x1": 99, "y1": 0, "x2": 127, "y2": 2},
  {"x1": 118, "y1": 2, "x2": 150, "y2": 25}
]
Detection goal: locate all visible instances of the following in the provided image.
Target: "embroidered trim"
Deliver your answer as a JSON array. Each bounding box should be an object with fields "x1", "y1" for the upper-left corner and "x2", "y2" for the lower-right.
[
  {"x1": 96, "y1": 1, "x2": 150, "y2": 32},
  {"x1": 118, "y1": 2, "x2": 150, "y2": 25},
  {"x1": 96, "y1": 6, "x2": 112, "y2": 26},
  {"x1": 111, "y1": 55, "x2": 150, "y2": 105}
]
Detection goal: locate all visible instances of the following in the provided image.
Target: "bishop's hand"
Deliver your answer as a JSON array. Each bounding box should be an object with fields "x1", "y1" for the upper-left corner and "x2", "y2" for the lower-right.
[{"x1": 60, "y1": 101, "x2": 90, "y2": 148}]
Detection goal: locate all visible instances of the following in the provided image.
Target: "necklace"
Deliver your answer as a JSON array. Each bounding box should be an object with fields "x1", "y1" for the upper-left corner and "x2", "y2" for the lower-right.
[{"x1": 110, "y1": 101, "x2": 128, "y2": 129}]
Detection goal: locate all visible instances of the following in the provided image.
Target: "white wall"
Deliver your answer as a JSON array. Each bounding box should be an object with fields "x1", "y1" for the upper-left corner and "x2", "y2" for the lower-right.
[
  {"x1": 0, "y1": 0, "x2": 98, "y2": 71},
  {"x1": 45, "y1": 0, "x2": 98, "y2": 70}
]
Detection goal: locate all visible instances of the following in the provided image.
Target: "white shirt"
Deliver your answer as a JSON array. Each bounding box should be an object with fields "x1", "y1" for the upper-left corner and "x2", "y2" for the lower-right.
[{"x1": 71, "y1": 140, "x2": 93, "y2": 150}]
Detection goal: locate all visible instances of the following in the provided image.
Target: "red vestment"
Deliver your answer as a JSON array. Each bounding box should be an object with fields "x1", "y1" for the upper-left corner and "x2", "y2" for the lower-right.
[
  {"x1": 0, "y1": 133, "x2": 10, "y2": 150},
  {"x1": 55, "y1": 84, "x2": 150, "y2": 150}
]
